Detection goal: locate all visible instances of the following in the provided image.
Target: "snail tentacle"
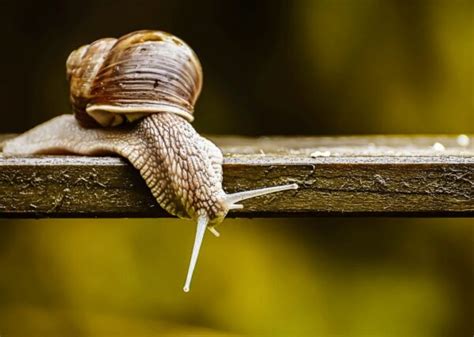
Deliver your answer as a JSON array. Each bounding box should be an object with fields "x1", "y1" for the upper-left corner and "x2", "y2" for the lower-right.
[
  {"x1": 223, "y1": 183, "x2": 299, "y2": 209},
  {"x1": 184, "y1": 213, "x2": 208, "y2": 293}
]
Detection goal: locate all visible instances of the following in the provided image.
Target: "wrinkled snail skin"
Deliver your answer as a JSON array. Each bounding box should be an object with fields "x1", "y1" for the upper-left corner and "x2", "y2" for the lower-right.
[{"x1": 2, "y1": 30, "x2": 298, "y2": 292}]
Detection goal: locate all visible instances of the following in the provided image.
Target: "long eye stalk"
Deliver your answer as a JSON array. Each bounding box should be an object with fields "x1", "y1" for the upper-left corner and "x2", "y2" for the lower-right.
[
  {"x1": 183, "y1": 214, "x2": 208, "y2": 292},
  {"x1": 224, "y1": 183, "x2": 298, "y2": 210}
]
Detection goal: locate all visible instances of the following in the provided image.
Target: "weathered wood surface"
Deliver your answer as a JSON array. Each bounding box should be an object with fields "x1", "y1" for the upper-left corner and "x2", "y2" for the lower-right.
[{"x1": 0, "y1": 134, "x2": 473, "y2": 217}]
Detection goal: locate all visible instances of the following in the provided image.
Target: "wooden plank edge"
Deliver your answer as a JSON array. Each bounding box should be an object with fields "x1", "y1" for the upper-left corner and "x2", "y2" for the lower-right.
[{"x1": 0, "y1": 155, "x2": 472, "y2": 217}]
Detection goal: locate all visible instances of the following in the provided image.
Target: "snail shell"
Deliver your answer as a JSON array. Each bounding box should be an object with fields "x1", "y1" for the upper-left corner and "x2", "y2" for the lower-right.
[{"x1": 66, "y1": 30, "x2": 202, "y2": 127}]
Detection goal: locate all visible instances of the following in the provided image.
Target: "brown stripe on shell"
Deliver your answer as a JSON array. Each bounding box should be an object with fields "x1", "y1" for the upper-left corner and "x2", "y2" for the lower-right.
[
  {"x1": 67, "y1": 30, "x2": 203, "y2": 127},
  {"x1": 91, "y1": 31, "x2": 201, "y2": 123},
  {"x1": 67, "y1": 38, "x2": 117, "y2": 127}
]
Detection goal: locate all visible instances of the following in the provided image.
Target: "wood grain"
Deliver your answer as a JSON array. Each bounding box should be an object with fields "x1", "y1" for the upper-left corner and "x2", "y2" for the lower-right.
[{"x1": 1, "y1": 135, "x2": 473, "y2": 217}]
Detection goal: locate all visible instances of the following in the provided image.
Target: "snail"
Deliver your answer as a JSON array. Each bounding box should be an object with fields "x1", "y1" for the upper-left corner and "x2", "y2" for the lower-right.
[{"x1": 2, "y1": 30, "x2": 298, "y2": 292}]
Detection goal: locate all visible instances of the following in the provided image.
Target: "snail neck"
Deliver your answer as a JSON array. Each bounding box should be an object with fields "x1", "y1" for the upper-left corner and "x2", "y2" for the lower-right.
[{"x1": 137, "y1": 112, "x2": 227, "y2": 221}]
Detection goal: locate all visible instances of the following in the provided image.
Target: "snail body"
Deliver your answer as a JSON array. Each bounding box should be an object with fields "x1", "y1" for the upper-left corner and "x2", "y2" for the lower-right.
[{"x1": 3, "y1": 30, "x2": 297, "y2": 292}]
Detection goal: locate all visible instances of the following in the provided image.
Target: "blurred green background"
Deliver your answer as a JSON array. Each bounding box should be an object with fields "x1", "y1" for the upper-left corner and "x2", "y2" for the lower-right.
[{"x1": 0, "y1": 0, "x2": 473, "y2": 336}]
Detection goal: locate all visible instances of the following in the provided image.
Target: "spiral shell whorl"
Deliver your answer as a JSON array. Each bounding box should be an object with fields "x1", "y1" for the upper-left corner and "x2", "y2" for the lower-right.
[{"x1": 67, "y1": 30, "x2": 203, "y2": 127}]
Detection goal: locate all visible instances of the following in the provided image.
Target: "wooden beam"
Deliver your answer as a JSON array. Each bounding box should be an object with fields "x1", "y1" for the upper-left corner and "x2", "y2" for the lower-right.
[{"x1": 1, "y1": 135, "x2": 473, "y2": 217}]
